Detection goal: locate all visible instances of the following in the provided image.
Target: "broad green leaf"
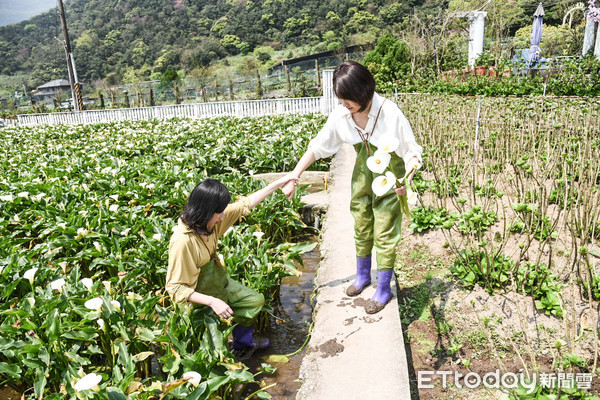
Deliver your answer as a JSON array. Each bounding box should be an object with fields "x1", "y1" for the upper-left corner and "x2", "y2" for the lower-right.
[
  {"x1": 62, "y1": 329, "x2": 98, "y2": 341},
  {"x1": 106, "y1": 387, "x2": 128, "y2": 400},
  {"x1": 0, "y1": 362, "x2": 21, "y2": 378},
  {"x1": 131, "y1": 351, "x2": 154, "y2": 362},
  {"x1": 34, "y1": 368, "x2": 47, "y2": 399},
  {"x1": 135, "y1": 327, "x2": 156, "y2": 341}
]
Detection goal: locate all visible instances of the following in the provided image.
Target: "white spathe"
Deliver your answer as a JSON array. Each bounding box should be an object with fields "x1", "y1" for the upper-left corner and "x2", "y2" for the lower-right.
[
  {"x1": 24, "y1": 268, "x2": 38, "y2": 284},
  {"x1": 50, "y1": 278, "x2": 66, "y2": 291},
  {"x1": 80, "y1": 278, "x2": 93, "y2": 291},
  {"x1": 183, "y1": 371, "x2": 202, "y2": 386},
  {"x1": 377, "y1": 135, "x2": 400, "y2": 153},
  {"x1": 74, "y1": 373, "x2": 102, "y2": 391},
  {"x1": 372, "y1": 171, "x2": 397, "y2": 196},
  {"x1": 84, "y1": 297, "x2": 103, "y2": 311},
  {"x1": 407, "y1": 188, "x2": 419, "y2": 206},
  {"x1": 366, "y1": 151, "x2": 391, "y2": 174}
]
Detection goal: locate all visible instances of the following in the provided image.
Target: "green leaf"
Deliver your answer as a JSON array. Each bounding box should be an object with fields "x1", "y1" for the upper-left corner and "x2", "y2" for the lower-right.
[
  {"x1": 206, "y1": 375, "x2": 231, "y2": 393},
  {"x1": 0, "y1": 362, "x2": 22, "y2": 379},
  {"x1": 135, "y1": 327, "x2": 156, "y2": 342},
  {"x1": 34, "y1": 368, "x2": 47, "y2": 399},
  {"x1": 47, "y1": 309, "x2": 60, "y2": 340},
  {"x1": 106, "y1": 387, "x2": 128, "y2": 400},
  {"x1": 226, "y1": 369, "x2": 254, "y2": 382},
  {"x1": 186, "y1": 383, "x2": 208, "y2": 400},
  {"x1": 263, "y1": 354, "x2": 289, "y2": 364},
  {"x1": 62, "y1": 329, "x2": 98, "y2": 341},
  {"x1": 132, "y1": 351, "x2": 154, "y2": 362}
]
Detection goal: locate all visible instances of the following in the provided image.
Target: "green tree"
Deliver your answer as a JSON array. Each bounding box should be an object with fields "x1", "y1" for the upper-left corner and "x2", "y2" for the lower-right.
[
  {"x1": 220, "y1": 34, "x2": 241, "y2": 53},
  {"x1": 283, "y1": 14, "x2": 311, "y2": 40},
  {"x1": 363, "y1": 34, "x2": 411, "y2": 86},
  {"x1": 346, "y1": 10, "x2": 378, "y2": 33}
]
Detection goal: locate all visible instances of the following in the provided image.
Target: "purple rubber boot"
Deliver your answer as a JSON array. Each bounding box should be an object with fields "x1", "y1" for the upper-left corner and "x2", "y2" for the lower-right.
[
  {"x1": 365, "y1": 269, "x2": 393, "y2": 314},
  {"x1": 232, "y1": 325, "x2": 270, "y2": 360},
  {"x1": 345, "y1": 256, "x2": 372, "y2": 296}
]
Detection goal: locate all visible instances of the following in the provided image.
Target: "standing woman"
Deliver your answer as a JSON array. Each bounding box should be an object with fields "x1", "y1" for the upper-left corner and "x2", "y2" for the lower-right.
[
  {"x1": 282, "y1": 61, "x2": 423, "y2": 314},
  {"x1": 166, "y1": 175, "x2": 296, "y2": 358}
]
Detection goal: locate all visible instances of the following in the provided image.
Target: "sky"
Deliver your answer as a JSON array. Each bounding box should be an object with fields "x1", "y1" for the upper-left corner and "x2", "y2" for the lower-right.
[{"x1": 0, "y1": 0, "x2": 57, "y2": 26}]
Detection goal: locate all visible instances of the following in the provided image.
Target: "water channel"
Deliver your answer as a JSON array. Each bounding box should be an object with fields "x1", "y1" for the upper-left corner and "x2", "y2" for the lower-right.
[{"x1": 244, "y1": 248, "x2": 319, "y2": 398}]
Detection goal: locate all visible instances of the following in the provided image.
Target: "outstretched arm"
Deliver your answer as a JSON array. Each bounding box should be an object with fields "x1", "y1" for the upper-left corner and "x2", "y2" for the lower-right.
[
  {"x1": 281, "y1": 149, "x2": 316, "y2": 200},
  {"x1": 247, "y1": 173, "x2": 298, "y2": 209}
]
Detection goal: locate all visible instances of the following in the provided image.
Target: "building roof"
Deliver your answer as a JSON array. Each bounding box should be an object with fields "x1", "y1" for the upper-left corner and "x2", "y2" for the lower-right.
[{"x1": 37, "y1": 79, "x2": 71, "y2": 89}]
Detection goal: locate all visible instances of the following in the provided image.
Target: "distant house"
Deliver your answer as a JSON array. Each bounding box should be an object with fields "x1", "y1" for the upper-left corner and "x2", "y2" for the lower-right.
[{"x1": 32, "y1": 79, "x2": 73, "y2": 104}]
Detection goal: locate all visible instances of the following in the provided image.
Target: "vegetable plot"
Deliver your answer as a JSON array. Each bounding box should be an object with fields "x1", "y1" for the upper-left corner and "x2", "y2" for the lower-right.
[{"x1": 0, "y1": 115, "x2": 327, "y2": 399}]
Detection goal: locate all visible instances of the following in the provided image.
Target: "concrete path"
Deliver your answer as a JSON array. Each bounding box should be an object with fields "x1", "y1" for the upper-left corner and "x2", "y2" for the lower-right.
[{"x1": 296, "y1": 144, "x2": 411, "y2": 400}]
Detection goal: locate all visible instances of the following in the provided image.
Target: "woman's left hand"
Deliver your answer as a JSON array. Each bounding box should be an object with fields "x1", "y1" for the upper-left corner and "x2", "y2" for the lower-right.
[{"x1": 395, "y1": 173, "x2": 414, "y2": 196}]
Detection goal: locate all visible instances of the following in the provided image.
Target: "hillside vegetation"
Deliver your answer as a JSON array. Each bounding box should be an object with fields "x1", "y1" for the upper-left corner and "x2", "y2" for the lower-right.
[{"x1": 0, "y1": 0, "x2": 581, "y2": 89}]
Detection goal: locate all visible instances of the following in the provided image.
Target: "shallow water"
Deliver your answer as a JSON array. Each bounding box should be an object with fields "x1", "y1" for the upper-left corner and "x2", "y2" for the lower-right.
[{"x1": 245, "y1": 248, "x2": 319, "y2": 398}]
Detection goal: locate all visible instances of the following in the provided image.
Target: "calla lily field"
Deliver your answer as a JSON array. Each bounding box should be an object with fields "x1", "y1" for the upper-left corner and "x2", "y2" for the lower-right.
[
  {"x1": 0, "y1": 115, "x2": 327, "y2": 399},
  {"x1": 2, "y1": 92, "x2": 600, "y2": 399}
]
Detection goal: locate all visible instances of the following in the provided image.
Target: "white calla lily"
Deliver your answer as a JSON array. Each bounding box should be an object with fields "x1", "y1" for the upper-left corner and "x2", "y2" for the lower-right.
[
  {"x1": 366, "y1": 151, "x2": 391, "y2": 174},
  {"x1": 84, "y1": 297, "x2": 103, "y2": 311},
  {"x1": 80, "y1": 278, "x2": 93, "y2": 291},
  {"x1": 407, "y1": 188, "x2": 419, "y2": 206},
  {"x1": 377, "y1": 135, "x2": 400, "y2": 153},
  {"x1": 372, "y1": 171, "x2": 397, "y2": 196},
  {"x1": 110, "y1": 300, "x2": 121, "y2": 312},
  {"x1": 24, "y1": 267, "x2": 38, "y2": 284},
  {"x1": 253, "y1": 231, "x2": 265, "y2": 240},
  {"x1": 405, "y1": 157, "x2": 422, "y2": 175},
  {"x1": 74, "y1": 372, "x2": 102, "y2": 391},
  {"x1": 183, "y1": 371, "x2": 202, "y2": 386},
  {"x1": 50, "y1": 278, "x2": 66, "y2": 292}
]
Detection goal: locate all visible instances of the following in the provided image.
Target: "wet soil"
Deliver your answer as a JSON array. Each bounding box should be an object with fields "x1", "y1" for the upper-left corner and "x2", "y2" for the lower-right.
[
  {"x1": 244, "y1": 248, "x2": 319, "y2": 398},
  {"x1": 0, "y1": 387, "x2": 21, "y2": 400}
]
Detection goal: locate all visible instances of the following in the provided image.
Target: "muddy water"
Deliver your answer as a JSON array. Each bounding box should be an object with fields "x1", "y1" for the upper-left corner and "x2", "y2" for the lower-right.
[{"x1": 245, "y1": 248, "x2": 319, "y2": 398}]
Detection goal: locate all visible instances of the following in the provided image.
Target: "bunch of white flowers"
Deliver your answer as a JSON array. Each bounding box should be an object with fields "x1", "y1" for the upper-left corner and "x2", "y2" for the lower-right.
[{"x1": 366, "y1": 135, "x2": 421, "y2": 217}]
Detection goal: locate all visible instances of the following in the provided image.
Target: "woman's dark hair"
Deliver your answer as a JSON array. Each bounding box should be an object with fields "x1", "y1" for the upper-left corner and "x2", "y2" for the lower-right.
[
  {"x1": 181, "y1": 178, "x2": 231, "y2": 235},
  {"x1": 333, "y1": 61, "x2": 376, "y2": 112}
]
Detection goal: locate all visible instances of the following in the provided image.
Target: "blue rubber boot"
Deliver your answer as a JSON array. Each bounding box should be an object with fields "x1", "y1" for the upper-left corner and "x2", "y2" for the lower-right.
[
  {"x1": 232, "y1": 325, "x2": 270, "y2": 360},
  {"x1": 232, "y1": 325, "x2": 255, "y2": 349},
  {"x1": 365, "y1": 269, "x2": 393, "y2": 314},
  {"x1": 345, "y1": 256, "x2": 372, "y2": 296}
]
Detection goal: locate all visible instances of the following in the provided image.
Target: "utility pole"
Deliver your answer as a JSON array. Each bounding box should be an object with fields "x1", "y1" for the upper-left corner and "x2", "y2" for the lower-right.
[{"x1": 57, "y1": 0, "x2": 83, "y2": 111}]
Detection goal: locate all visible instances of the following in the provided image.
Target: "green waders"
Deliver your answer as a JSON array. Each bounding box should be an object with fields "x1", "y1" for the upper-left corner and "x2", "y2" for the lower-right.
[
  {"x1": 195, "y1": 257, "x2": 264, "y2": 327},
  {"x1": 350, "y1": 143, "x2": 406, "y2": 270}
]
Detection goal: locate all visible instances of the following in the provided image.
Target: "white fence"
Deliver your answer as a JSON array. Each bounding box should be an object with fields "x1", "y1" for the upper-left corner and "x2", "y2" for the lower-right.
[{"x1": 16, "y1": 70, "x2": 338, "y2": 127}]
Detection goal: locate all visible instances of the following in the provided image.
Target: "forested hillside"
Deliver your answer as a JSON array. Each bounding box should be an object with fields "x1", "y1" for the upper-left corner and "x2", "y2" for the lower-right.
[
  {"x1": 0, "y1": 0, "x2": 442, "y2": 86},
  {"x1": 0, "y1": 0, "x2": 583, "y2": 96}
]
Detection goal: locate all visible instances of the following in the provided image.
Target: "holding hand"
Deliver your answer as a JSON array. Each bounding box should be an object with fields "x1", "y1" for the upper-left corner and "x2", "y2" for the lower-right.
[
  {"x1": 281, "y1": 178, "x2": 297, "y2": 200},
  {"x1": 275, "y1": 173, "x2": 298, "y2": 189}
]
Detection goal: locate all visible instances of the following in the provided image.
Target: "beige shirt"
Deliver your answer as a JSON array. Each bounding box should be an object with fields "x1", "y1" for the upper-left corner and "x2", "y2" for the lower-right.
[
  {"x1": 165, "y1": 198, "x2": 251, "y2": 304},
  {"x1": 307, "y1": 92, "x2": 423, "y2": 165}
]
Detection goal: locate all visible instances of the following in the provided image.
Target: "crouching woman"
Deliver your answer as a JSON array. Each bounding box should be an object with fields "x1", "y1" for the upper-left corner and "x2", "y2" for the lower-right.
[{"x1": 165, "y1": 175, "x2": 297, "y2": 357}]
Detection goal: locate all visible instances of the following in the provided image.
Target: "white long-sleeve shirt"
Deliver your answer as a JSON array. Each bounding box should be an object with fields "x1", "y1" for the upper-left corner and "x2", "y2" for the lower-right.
[{"x1": 308, "y1": 93, "x2": 423, "y2": 165}]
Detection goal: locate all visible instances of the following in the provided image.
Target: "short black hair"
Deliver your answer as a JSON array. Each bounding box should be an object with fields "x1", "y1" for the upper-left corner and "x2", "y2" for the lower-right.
[
  {"x1": 333, "y1": 61, "x2": 376, "y2": 112},
  {"x1": 181, "y1": 178, "x2": 231, "y2": 235}
]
